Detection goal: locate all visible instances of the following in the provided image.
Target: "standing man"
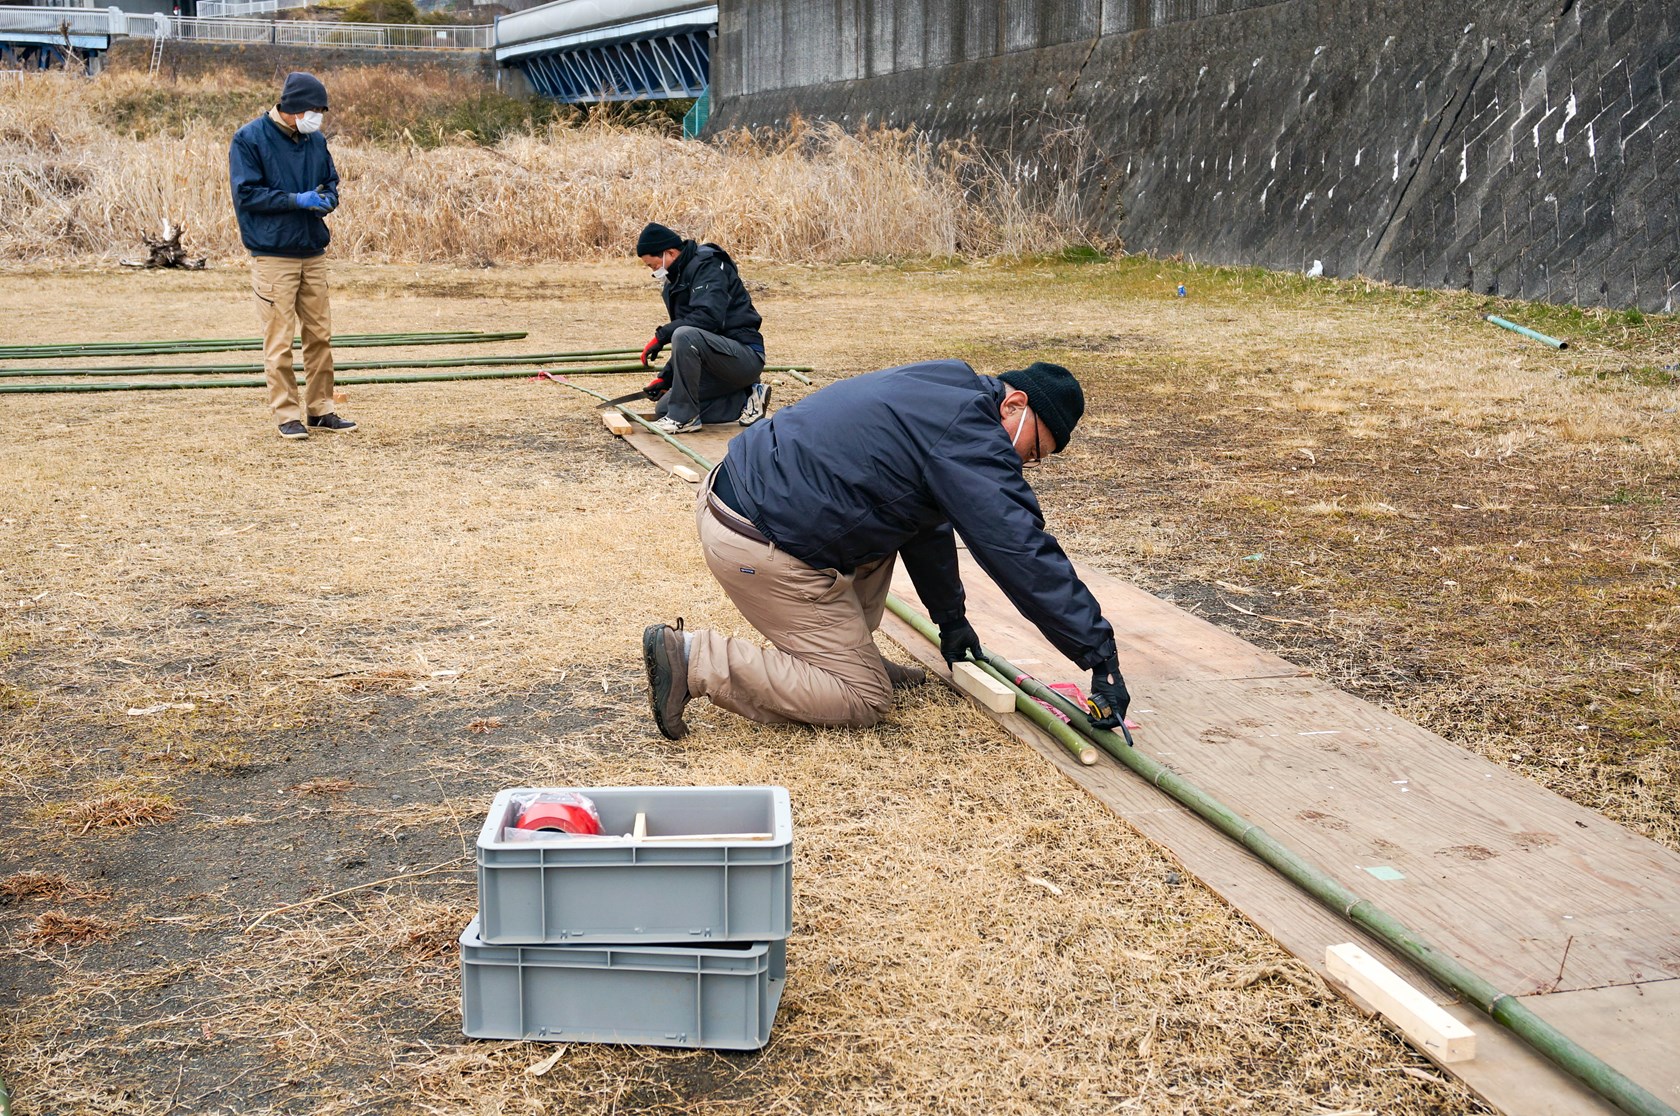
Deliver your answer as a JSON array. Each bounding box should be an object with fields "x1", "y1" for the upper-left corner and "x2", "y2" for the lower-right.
[
  {"x1": 641, "y1": 359, "x2": 1130, "y2": 739},
  {"x1": 634, "y1": 222, "x2": 769, "y2": 435},
  {"x1": 229, "y1": 71, "x2": 356, "y2": 441}
]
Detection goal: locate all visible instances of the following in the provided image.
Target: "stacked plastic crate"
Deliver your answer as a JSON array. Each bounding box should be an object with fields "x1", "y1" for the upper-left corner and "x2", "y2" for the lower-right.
[{"x1": 460, "y1": 786, "x2": 793, "y2": 1050}]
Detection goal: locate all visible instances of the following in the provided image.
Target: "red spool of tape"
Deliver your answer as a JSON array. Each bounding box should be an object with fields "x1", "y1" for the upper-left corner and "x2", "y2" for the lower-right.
[{"x1": 516, "y1": 801, "x2": 602, "y2": 835}]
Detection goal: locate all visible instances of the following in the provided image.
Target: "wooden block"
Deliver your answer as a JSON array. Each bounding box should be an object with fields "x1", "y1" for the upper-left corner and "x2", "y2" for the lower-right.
[
  {"x1": 602, "y1": 412, "x2": 634, "y2": 436},
  {"x1": 632, "y1": 812, "x2": 647, "y2": 840},
  {"x1": 671, "y1": 465, "x2": 700, "y2": 484},
  {"x1": 1326, "y1": 943, "x2": 1476, "y2": 1063},
  {"x1": 951, "y1": 661, "x2": 1016, "y2": 713}
]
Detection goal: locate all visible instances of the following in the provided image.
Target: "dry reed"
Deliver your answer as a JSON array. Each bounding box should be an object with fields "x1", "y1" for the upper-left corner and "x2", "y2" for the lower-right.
[{"x1": 0, "y1": 70, "x2": 1100, "y2": 265}]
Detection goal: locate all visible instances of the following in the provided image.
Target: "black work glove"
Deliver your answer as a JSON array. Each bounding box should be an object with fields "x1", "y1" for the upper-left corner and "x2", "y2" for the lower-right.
[
  {"x1": 642, "y1": 372, "x2": 671, "y2": 401},
  {"x1": 938, "y1": 621, "x2": 983, "y2": 667},
  {"x1": 1087, "y1": 656, "x2": 1131, "y2": 731}
]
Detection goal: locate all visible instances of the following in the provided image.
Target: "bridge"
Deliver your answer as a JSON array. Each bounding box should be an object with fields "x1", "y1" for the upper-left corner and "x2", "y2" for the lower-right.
[{"x1": 493, "y1": 0, "x2": 715, "y2": 105}]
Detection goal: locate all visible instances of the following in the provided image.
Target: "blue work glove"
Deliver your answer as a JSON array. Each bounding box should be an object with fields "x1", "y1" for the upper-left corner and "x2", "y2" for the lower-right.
[
  {"x1": 938, "y1": 621, "x2": 983, "y2": 667},
  {"x1": 294, "y1": 190, "x2": 331, "y2": 213},
  {"x1": 1086, "y1": 655, "x2": 1131, "y2": 731}
]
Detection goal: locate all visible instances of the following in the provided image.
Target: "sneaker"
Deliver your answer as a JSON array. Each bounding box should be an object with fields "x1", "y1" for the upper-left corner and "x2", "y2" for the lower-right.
[
  {"x1": 307, "y1": 413, "x2": 358, "y2": 432},
  {"x1": 649, "y1": 415, "x2": 701, "y2": 435},
  {"x1": 738, "y1": 382, "x2": 772, "y2": 427},
  {"x1": 278, "y1": 421, "x2": 308, "y2": 440},
  {"x1": 642, "y1": 619, "x2": 691, "y2": 740}
]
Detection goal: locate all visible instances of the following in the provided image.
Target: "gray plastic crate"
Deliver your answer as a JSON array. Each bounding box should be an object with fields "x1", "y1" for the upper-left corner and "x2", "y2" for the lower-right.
[
  {"x1": 475, "y1": 786, "x2": 793, "y2": 945},
  {"x1": 459, "y1": 917, "x2": 786, "y2": 1049}
]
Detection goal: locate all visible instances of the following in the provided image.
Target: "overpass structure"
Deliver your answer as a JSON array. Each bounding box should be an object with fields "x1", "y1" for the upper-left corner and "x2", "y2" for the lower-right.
[{"x1": 493, "y1": 0, "x2": 714, "y2": 103}]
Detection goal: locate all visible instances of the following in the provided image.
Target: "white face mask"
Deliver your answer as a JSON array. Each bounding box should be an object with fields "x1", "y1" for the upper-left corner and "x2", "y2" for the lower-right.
[
  {"x1": 651, "y1": 266, "x2": 668, "y2": 281},
  {"x1": 296, "y1": 111, "x2": 324, "y2": 134},
  {"x1": 1008, "y1": 408, "x2": 1041, "y2": 468}
]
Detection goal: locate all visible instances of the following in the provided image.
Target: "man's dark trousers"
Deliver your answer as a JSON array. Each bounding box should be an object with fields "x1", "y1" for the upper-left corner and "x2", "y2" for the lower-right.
[{"x1": 656, "y1": 325, "x2": 764, "y2": 425}]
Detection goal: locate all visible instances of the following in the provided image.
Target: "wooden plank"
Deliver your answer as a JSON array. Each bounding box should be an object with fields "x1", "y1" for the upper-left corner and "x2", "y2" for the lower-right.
[
  {"x1": 951, "y1": 661, "x2": 1015, "y2": 711},
  {"x1": 671, "y1": 464, "x2": 701, "y2": 484},
  {"x1": 602, "y1": 411, "x2": 634, "y2": 436},
  {"x1": 879, "y1": 550, "x2": 1680, "y2": 1115},
  {"x1": 1325, "y1": 942, "x2": 1477, "y2": 1062},
  {"x1": 621, "y1": 422, "x2": 739, "y2": 477}
]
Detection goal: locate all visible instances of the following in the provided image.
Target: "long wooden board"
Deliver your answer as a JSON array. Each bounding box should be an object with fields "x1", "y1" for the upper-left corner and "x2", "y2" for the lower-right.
[
  {"x1": 600, "y1": 413, "x2": 1680, "y2": 1115},
  {"x1": 882, "y1": 555, "x2": 1680, "y2": 1115}
]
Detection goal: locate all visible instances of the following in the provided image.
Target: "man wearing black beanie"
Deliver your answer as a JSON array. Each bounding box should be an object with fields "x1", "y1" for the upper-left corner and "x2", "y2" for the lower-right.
[
  {"x1": 642, "y1": 359, "x2": 1130, "y2": 741},
  {"x1": 633, "y1": 222, "x2": 768, "y2": 434},
  {"x1": 229, "y1": 71, "x2": 354, "y2": 440}
]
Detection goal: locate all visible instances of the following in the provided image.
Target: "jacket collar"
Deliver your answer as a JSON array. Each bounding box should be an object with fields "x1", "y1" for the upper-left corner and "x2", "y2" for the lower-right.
[{"x1": 266, "y1": 107, "x2": 301, "y2": 140}]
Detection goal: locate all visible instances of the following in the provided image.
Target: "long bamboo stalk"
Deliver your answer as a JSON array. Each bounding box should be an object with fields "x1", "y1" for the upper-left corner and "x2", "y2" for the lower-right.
[
  {"x1": 0, "y1": 330, "x2": 536, "y2": 359},
  {"x1": 880, "y1": 591, "x2": 1676, "y2": 1116},
  {"x1": 0, "y1": 351, "x2": 653, "y2": 379},
  {"x1": 545, "y1": 377, "x2": 717, "y2": 471},
  {"x1": 0, "y1": 365, "x2": 647, "y2": 395}
]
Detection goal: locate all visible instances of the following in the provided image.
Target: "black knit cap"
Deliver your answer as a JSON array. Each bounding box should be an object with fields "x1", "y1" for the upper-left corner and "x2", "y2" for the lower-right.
[
  {"x1": 635, "y1": 222, "x2": 683, "y2": 257},
  {"x1": 277, "y1": 72, "x2": 329, "y2": 113},
  {"x1": 999, "y1": 362, "x2": 1084, "y2": 453}
]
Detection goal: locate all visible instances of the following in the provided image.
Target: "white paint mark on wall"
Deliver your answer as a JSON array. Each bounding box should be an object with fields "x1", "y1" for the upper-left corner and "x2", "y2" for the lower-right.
[{"x1": 1555, "y1": 92, "x2": 1577, "y2": 143}]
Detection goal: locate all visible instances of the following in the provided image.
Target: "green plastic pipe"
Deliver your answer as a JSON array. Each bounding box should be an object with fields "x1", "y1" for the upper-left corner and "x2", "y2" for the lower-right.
[
  {"x1": 0, "y1": 351, "x2": 646, "y2": 379},
  {"x1": 0, "y1": 330, "x2": 537, "y2": 359},
  {"x1": 880, "y1": 591, "x2": 1675, "y2": 1116},
  {"x1": 1484, "y1": 314, "x2": 1568, "y2": 350},
  {"x1": 0, "y1": 364, "x2": 646, "y2": 395},
  {"x1": 547, "y1": 376, "x2": 716, "y2": 471}
]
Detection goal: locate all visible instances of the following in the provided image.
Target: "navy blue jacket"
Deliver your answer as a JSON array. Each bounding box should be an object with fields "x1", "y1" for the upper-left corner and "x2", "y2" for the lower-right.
[
  {"x1": 228, "y1": 113, "x2": 339, "y2": 257},
  {"x1": 656, "y1": 241, "x2": 764, "y2": 353},
  {"x1": 724, "y1": 360, "x2": 1117, "y2": 670}
]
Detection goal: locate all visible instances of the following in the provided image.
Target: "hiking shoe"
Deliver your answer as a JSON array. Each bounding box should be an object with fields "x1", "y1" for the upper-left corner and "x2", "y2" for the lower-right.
[
  {"x1": 650, "y1": 415, "x2": 701, "y2": 435},
  {"x1": 307, "y1": 413, "x2": 358, "y2": 432},
  {"x1": 738, "y1": 382, "x2": 772, "y2": 426},
  {"x1": 643, "y1": 619, "x2": 691, "y2": 740},
  {"x1": 278, "y1": 420, "x2": 308, "y2": 440},
  {"x1": 883, "y1": 660, "x2": 927, "y2": 689}
]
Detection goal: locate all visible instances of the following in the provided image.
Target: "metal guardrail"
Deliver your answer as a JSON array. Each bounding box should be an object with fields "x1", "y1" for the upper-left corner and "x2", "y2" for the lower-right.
[
  {"x1": 0, "y1": 6, "x2": 492, "y2": 49},
  {"x1": 196, "y1": 0, "x2": 288, "y2": 18}
]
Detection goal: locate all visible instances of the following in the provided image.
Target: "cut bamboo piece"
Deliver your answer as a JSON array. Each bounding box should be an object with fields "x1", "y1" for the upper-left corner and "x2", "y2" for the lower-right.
[
  {"x1": 1326, "y1": 942, "x2": 1477, "y2": 1063},
  {"x1": 632, "y1": 812, "x2": 648, "y2": 840},
  {"x1": 952, "y1": 661, "x2": 1016, "y2": 712},
  {"x1": 602, "y1": 412, "x2": 634, "y2": 436},
  {"x1": 671, "y1": 465, "x2": 701, "y2": 484}
]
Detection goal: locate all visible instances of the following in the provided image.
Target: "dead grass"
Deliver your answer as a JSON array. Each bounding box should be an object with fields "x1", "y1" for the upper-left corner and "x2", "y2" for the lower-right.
[
  {"x1": 0, "y1": 70, "x2": 1100, "y2": 266},
  {"x1": 0, "y1": 873, "x2": 112, "y2": 904},
  {"x1": 1, "y1": 255, "x2": 1674, "y2": 1114},
  {"x1": 50, "y1": 792, "x2": 182, "y2": 835},
  {"x1": 20, "y1": 911, "x2": 122, "y2": 947}
]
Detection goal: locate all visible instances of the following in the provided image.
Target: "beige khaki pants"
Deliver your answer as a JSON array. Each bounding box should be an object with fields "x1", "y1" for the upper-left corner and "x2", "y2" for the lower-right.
[
  {"x1": 688, "y1": 483, "x2": 900, "y2": 727},
  {"x1": 251, "y1": 254, "x2": 335, "y2": 424}
]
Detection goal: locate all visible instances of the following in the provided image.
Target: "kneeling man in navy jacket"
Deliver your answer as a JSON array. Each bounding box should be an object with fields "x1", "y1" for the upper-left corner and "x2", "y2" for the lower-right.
[{"x1": 642, "y1": 359, "x2": 1129, "y2": 738}]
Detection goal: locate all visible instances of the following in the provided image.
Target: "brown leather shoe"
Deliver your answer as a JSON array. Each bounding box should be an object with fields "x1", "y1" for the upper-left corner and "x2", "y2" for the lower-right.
[
  {"x1": 883, "y1": 660, "x2": 927, "y2": 689},
  {"x1": 642, "y1": 619, "x2": 690, "y2": 740}
]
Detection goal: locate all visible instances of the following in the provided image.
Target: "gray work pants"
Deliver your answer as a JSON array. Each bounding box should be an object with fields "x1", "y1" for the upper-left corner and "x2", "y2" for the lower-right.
[{"x1": 656, "y1": 325, "x2": 764, "y2": 425}]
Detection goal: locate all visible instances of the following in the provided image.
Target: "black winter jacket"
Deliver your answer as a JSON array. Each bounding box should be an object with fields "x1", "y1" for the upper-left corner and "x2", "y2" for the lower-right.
[
  {"x1": 228, "y1": 113, "x2": 340, "y2": 258},
  {"x1": 723, "y1": 360, "x2": 1117, "y2": 670},
  {"x1": 656, "y1": 241, "x2": 764, "y2": 353}
]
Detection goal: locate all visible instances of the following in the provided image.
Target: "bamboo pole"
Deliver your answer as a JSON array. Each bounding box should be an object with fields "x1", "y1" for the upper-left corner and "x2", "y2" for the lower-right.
[
  {"x1": 546, "y1": 376, "x2": 717, "y2": 471},
  {"x1": 0, "y1": 350, "x2": 644, "y2": 379},
  {"x1": 0, "y1": 365, "x2": 647, "y2": 395},
  {"x1": 880, "y1": 591, "x2": 1676, "y2": 1116},
  {"x1": 0, "y1": 331, "x2": 535, "y2": 359}
]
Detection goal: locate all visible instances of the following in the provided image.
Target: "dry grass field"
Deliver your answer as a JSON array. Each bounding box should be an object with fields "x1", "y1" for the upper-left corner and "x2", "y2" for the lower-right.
[{"x1": 1, "y1": 251, "x2": 1676, "y2": 1116}]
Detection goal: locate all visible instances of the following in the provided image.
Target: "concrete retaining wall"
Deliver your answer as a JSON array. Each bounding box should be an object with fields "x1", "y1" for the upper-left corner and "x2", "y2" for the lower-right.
[{"x1": 711, "y1": 0, "x2": 1680, "y2": 311}]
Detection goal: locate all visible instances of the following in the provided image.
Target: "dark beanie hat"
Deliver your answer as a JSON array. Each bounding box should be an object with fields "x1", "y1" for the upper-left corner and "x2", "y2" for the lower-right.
[
  {"x1": 635, "y1": 222, "x2": 683, "y2": 257},
  {"x1": 278, "y1": 72, "x2": 329, "y2": 113},
  {"x1": 999, "y1": 362, "x2": 1084, "y2": 452}
]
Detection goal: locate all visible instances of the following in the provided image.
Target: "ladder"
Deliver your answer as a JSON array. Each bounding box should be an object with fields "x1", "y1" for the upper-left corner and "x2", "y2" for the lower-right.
[{"x1": 148, "y1": 32, "x2": 163, "y2": 77}]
